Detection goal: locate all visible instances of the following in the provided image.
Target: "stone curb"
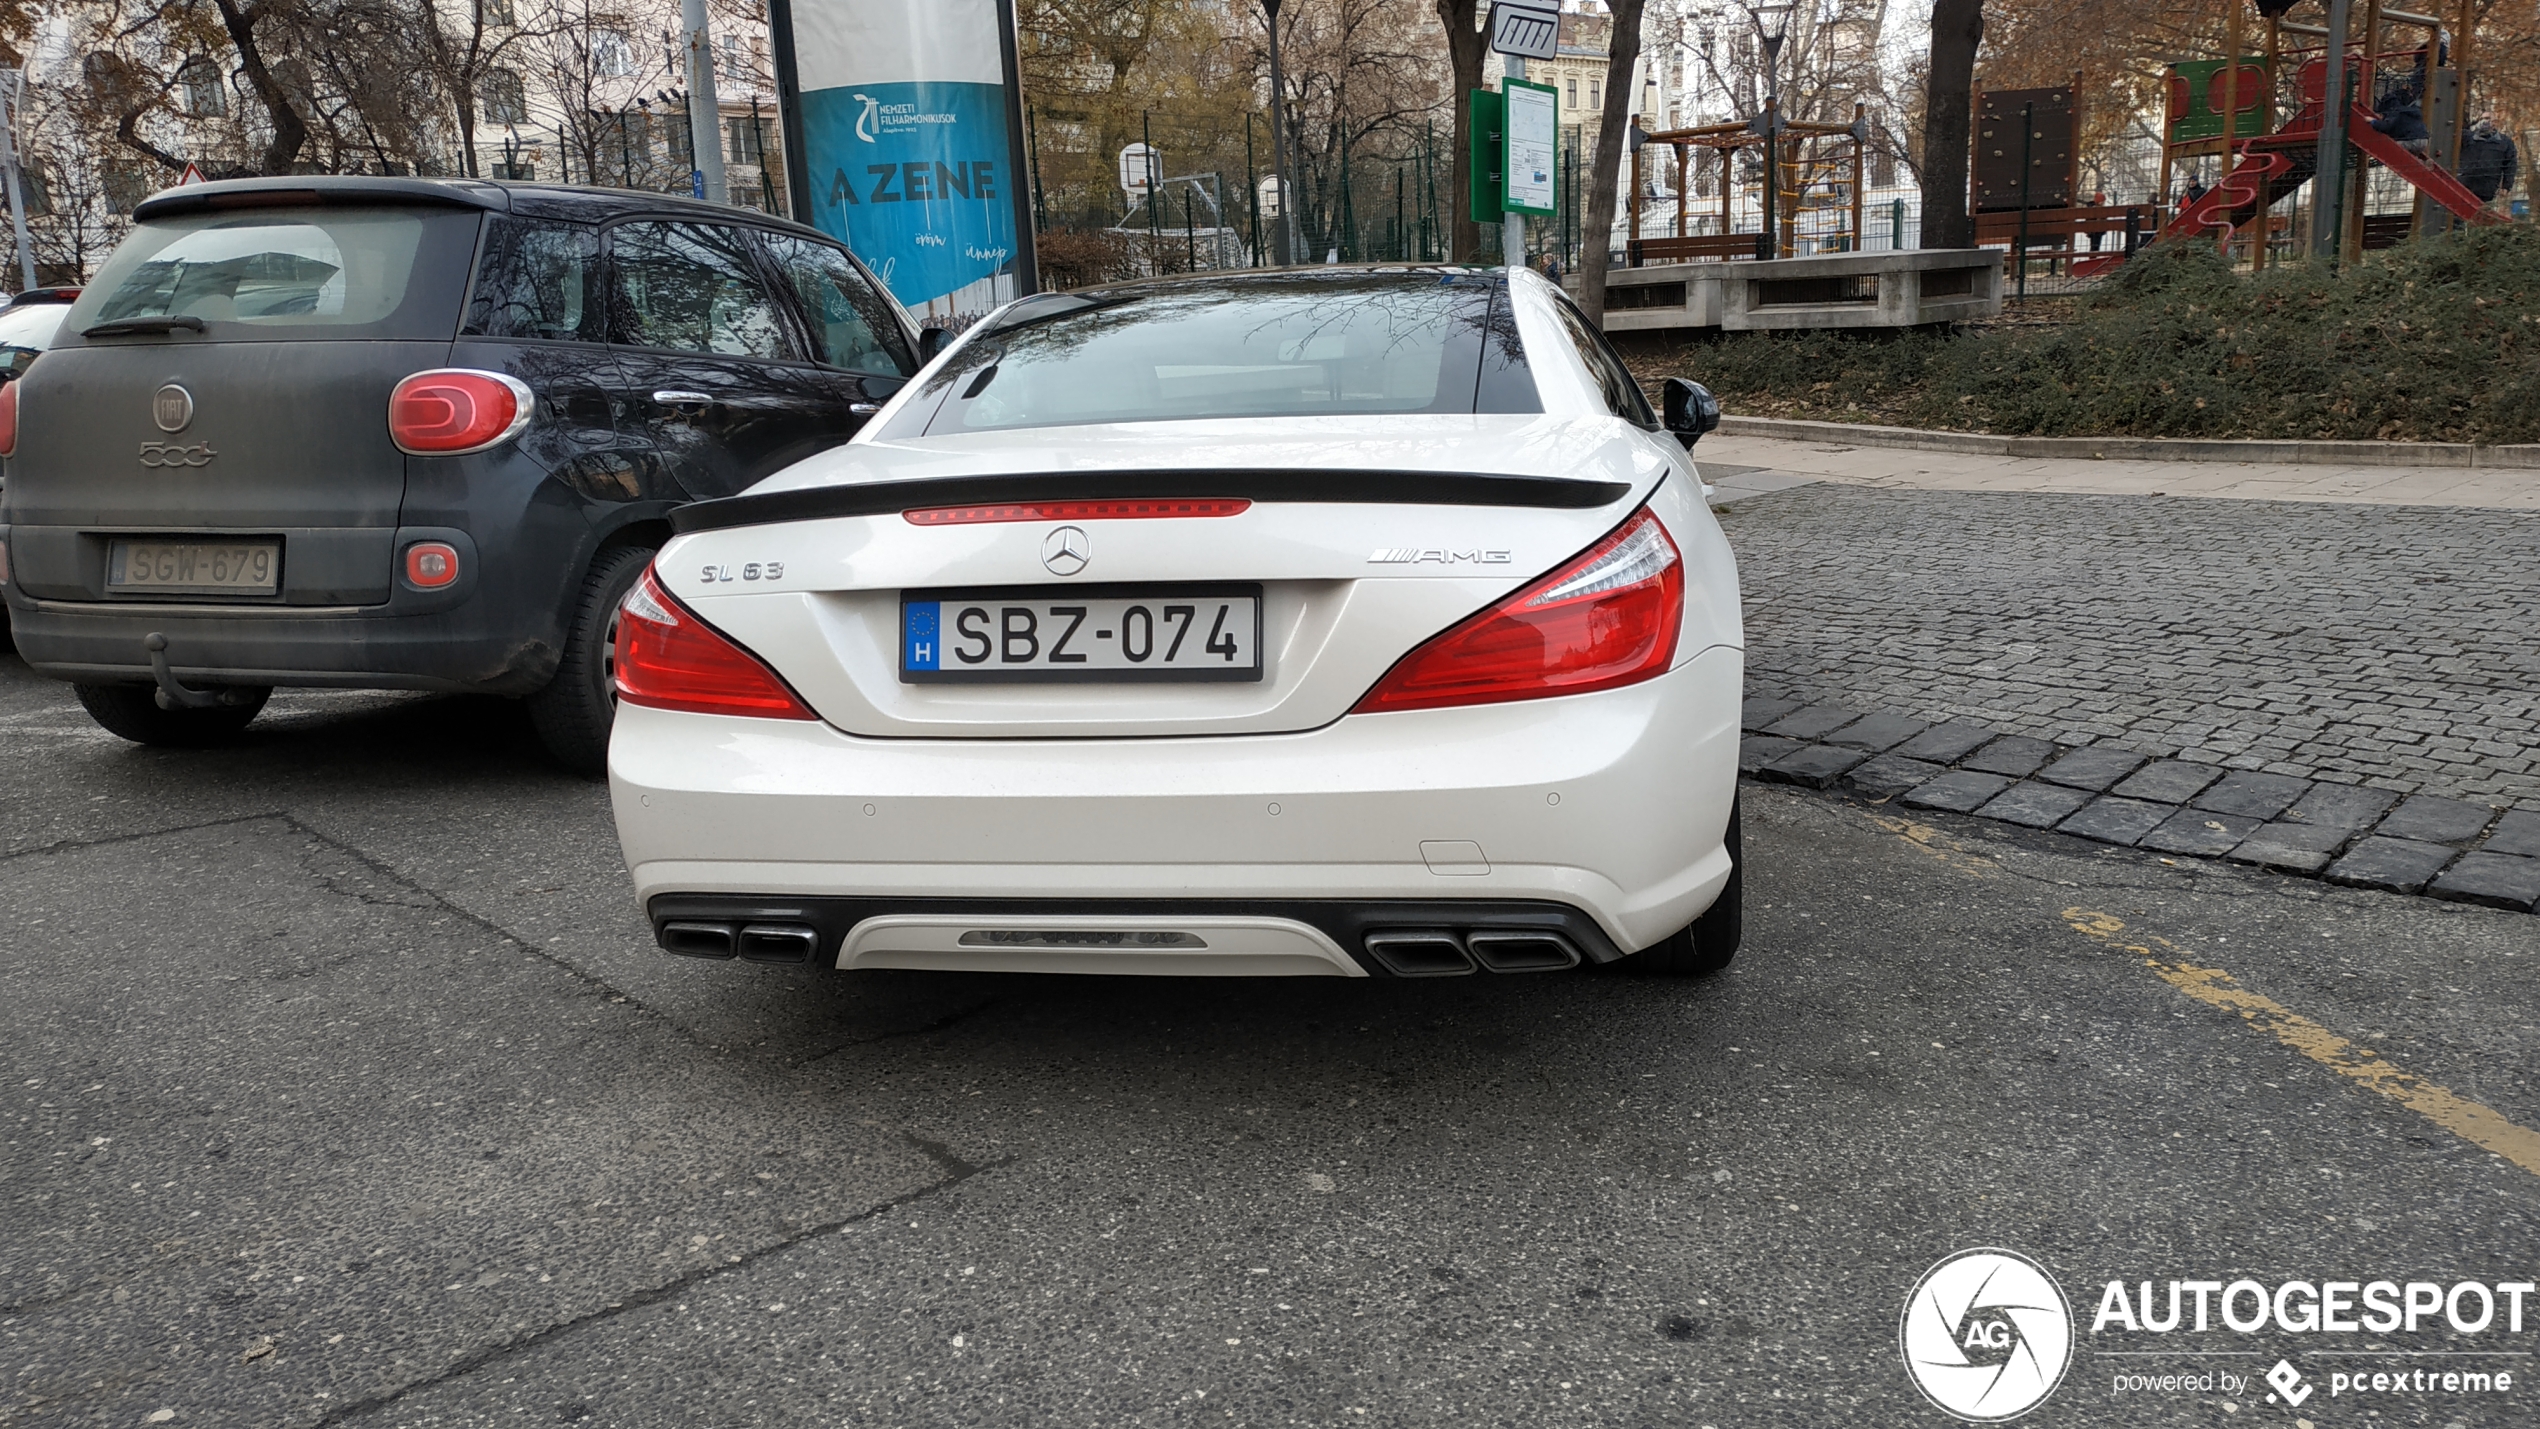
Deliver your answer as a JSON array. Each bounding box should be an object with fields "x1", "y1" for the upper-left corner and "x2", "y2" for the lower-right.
[
  {"x1": 1715, "y1": 415, "x2": 2540, "y2": 471},
  {"x1": 1738, "y1": 697, "x2": 2540, "y2": 914}
]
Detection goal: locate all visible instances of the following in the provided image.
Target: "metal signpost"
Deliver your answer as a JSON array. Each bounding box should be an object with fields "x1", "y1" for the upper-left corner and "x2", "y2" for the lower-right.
[
  {"x1": 0, "y1": 71, "x2": 35, "y2": 292},
  {"x1": 1486, "y1": 1, "x2": 1560, "y2": 271},
  {"x1": 680, "y1": 0, "x2": 725, "y2": 205}
]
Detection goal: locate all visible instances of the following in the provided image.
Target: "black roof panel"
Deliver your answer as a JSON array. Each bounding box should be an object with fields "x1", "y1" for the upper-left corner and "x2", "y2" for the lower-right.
[{"x1": 133, "y1": 174, "x2": 835, "y2": 240}]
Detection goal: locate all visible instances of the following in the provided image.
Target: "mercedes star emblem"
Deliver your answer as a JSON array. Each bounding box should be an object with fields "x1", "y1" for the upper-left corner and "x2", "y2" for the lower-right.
[
  {"x1": 152, "y1": 383, "x2": 195, "y2": 434},
  {"x1": 1041, "y1": 525, "x2": 1090, "y2": 577}
]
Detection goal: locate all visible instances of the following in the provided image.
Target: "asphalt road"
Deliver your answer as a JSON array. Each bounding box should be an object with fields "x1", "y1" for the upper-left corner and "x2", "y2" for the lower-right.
[{"x1": 1, "y1": 649, "x2": 2535, "y2": 1429}]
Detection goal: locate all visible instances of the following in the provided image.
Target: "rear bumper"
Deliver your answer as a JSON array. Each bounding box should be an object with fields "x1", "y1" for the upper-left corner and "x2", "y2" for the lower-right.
[
  {"x1": 2, "y1": 523, "x2": 557, "y2": 694},
  {"x1": 1, "y1": 595, "x2": 558, "y2": 694},
  {"x1": 609, "y1": 644, "x2": 1743, "y2": 971}
]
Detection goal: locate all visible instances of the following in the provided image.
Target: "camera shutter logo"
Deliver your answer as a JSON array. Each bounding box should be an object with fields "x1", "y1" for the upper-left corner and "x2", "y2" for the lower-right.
[{"x1": 1900, "y1": 1248, "x2": 2074, "y2": 1421}]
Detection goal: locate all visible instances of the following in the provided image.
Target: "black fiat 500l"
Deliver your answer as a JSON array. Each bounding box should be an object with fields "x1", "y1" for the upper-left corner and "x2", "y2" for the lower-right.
[{"x1": 0, "y1": 176, "x2": 927, "y2": 770}]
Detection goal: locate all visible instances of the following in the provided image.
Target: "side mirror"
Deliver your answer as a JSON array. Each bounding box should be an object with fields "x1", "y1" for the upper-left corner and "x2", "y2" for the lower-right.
[
  {"x1": 917, "y1": 327, "x2": 953, "y2": 363},
  {"x1": 1661, "y1": 377, "x2": 1720, "y2": 450}
]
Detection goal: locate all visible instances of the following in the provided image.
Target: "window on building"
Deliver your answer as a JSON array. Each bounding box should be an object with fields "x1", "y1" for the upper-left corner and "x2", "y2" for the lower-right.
[
  {"x1": 726, "y1": 114, "x2": 763, "y2": 165},
  {"x1": 481, "y1": 68, "x2": 527, "y2": 125},
  {"x1": 481, "y1": 0, "x2": 513, "y2": 25},
  {"x1": 1589, "y1": 80, "x2": 1600, "y2": 109},
  {"x1": 1565, "y1": 77, "x2": 1577, "y2": 107},
  {"x1": 716, "y1": 31, "x2": 757, "y2": 83},
  {"x1": 180, "y1": 56, "x2": 226, "y2": 118},
  {"x1": 593, "y1": 26, "x2": 636, "y2": 78}
]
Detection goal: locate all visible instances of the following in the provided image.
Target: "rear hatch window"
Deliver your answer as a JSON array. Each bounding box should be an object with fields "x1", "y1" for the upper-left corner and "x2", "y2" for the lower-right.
[
  {"x1": 62, "y1": 205, "x2": 480, "y2": 342},
  {"x1": 874, "y1": 272, "x2": 1538, "y2": 439}
]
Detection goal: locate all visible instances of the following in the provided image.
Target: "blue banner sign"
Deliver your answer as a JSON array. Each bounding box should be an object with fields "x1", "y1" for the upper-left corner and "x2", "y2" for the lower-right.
[{"x1": 775, "y1": 1, "x2": 1032, "y2": 319}]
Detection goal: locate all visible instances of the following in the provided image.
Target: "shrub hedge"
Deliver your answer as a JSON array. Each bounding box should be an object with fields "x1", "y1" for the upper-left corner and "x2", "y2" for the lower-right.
[{"x1": 1625, "y1": 224, "x2": 2540, "y2": 445}]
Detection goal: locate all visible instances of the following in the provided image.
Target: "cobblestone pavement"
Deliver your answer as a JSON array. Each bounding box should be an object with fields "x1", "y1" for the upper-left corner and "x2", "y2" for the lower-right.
[{"x1": 1713, "y1": 483, "x2": 2540, "y2": 809}]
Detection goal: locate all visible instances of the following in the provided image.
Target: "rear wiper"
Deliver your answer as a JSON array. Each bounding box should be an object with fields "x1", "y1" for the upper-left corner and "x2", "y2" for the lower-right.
[{"x1": 82, "y1": 315, "x2": 208, "y2": 338}]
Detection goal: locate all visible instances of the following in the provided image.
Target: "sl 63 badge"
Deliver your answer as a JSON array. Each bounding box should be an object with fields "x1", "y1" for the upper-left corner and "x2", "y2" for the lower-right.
[
  {"x1": 139, "y1": 441, "x2": 217, "y2": 468},
  {"x1": 700, "y1": 561, "x2": 784, "y2": 583}
]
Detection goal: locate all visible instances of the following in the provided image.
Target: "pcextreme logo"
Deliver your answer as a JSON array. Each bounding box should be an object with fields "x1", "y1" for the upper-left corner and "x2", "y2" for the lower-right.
[{"x1": 1900, "y1": 1248, "x2": 2076, "y2": 1422}]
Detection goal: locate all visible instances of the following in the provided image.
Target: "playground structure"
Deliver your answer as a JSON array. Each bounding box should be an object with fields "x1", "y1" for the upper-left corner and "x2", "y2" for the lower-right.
[
  {"x1": 1887, "y1": 0, "x2": 2511, "y2": 291},
  {"x1": 1621, "y1": 102, "x2": 1878, "y2": 266},
  {"x1": 2159, "y1": 0, "x2": 2506, "y2": 262}
]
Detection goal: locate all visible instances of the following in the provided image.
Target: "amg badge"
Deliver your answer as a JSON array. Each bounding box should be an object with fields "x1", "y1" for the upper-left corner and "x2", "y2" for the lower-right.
[{"x1": 1367, "y1": 547, "x2": 1512, "y2": 565}]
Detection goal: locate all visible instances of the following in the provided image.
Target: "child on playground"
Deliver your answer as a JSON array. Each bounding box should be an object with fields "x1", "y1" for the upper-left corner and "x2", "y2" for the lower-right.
[{"x1": 2370, "y1": 87, "x2": 2433, "y2": 159}]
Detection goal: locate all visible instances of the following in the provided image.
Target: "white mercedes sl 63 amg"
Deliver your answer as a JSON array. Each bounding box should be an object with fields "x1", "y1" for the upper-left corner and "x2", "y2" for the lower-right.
[{"x1": 606, "y1": 265, "x2": 1744, "y2": 980}]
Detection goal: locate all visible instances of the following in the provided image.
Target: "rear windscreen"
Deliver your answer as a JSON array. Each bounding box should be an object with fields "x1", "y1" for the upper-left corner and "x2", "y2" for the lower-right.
[
  {"x1": 64, "y1": 206, "x2": 480, "y2": 342},
  {"x1": 874, "y1": 272, "x2": 1539, "y2": 438}
]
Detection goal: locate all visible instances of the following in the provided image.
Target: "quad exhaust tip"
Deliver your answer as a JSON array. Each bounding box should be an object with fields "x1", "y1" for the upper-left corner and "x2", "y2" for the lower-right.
[
  {"x1": 1362, "y1": 928, "x2": 1581, "y2": 977},
  {"x1": 658, "y1": 920, "x2": 819, "y2": 964}
]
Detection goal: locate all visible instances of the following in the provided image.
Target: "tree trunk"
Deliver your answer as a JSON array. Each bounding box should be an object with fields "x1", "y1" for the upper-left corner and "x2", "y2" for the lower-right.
[
  {"x1": 1433, "y1": 0, "x2": 1488, "y2": 263},
  {"x1": 1921, "y1": 0, "x2": 1983, "y2": 248},
  {"x1": 210, "y1": 0, "x2": 310, "y2": 174},
  {"x1": 1578, "y1": 0, "x2": 1645, "y2": 323}
]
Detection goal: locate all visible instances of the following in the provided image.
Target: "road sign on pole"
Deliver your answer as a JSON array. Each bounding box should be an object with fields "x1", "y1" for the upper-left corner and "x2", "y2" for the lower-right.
[
  {"x1": 1501, "y1": 77, "x2": 1558, "y2": 217},
  {"x1": 1467, "y1": 89, "x2": 1504, "y2": 225},
  {"x1": 1488, "y1": 1, "x2": 1561, "y2": 61}
]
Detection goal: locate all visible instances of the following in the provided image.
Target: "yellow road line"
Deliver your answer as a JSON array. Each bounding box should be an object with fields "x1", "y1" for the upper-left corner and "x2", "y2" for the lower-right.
[{"x1": 2063, "y1": 909, "x2": 2540, "y2": 1178}]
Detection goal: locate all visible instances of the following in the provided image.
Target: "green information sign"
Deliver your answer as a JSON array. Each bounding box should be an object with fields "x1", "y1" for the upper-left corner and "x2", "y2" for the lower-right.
[
  {"x1": 1500, "y1": 76, "x2": 1558, "y2": 217},
  {"x1": 1468, "y1": 88, "x2": 1504, "y2": 225}
]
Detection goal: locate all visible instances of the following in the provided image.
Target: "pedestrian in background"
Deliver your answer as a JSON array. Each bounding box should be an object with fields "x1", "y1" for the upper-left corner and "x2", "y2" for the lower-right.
[{"x1": 2460, "y1": 118, "x2": 2520, "y2": 205}]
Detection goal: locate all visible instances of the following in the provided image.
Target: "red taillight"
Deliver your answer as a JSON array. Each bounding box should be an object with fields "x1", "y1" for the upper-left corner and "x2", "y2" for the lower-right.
[
  {"x1": 0, "y1": 378, "x2": 19, "y2": 458},
  {"x1": 389, "y1": 369, "x2": 532, "y2": 455},
  {"x1": 904, "y1": 498, "x2": 1251, "y2": 525},
  {"x1": 1351, "y1": 506, "x2": 1684, "y2": 715},
  {"x1": 612, "y1": 566, "x2": 816, "y2": 720},
  {"x1": 404, "y1": 541, "x2": 460, "y2": 588}
]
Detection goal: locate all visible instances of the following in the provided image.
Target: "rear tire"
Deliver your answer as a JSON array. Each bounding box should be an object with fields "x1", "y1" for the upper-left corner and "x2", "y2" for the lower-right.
[
  {"x1": 527, "y1": 543, "x2": 655, "y2": 777},
  {"x1": 1625, "y1": 793, "x2": 1742, "y2": 976},
  {"x1": 75, "y1": 683, "x2": 270, "y2": 747}
]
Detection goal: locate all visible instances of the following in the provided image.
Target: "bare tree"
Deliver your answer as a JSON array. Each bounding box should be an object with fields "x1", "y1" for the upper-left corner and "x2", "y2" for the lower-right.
[
  {"x1": 1262, "y1": 0, "x2": 1446, "y2": 260},
  {"x1": 415, "y1": 0, "x2": 541, "y2": 177},
  {"x1": 1922, "y1": 0, "x2": 1981, "y2": 247},
  {"x1": 1579, "y1": 0, "x2": 1645, "y2": 320},
  {"x1": 207, "y1": 0, "x2": 312, "y2": 172},
  {"x1": 1431, "y1": 0, "x2": 1486, "y2": 262}
]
